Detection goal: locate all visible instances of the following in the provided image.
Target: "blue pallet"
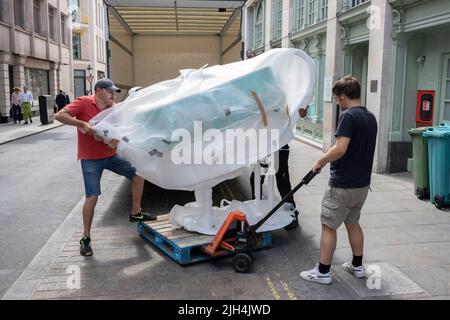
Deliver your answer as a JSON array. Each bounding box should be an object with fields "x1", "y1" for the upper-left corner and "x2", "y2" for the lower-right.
[{"x1": 137, "y1": 214, "x2": 272, "y2": 265}]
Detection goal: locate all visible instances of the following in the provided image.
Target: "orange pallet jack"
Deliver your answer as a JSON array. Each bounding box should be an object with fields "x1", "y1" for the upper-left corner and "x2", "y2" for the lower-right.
[{"x1": 201, "y1": 170, "x2": 317, "y2": 272}]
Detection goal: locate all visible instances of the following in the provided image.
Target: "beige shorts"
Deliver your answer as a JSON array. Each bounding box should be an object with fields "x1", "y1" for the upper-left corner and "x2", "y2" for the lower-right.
[{"x1": 320, "y1": 186, "x2": 370, "y2": 230}]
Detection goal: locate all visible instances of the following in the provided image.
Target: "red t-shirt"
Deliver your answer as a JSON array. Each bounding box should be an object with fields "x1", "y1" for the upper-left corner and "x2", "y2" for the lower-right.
[{"x1": 64, "y1": 96, "x2": 116, "y2": 160}]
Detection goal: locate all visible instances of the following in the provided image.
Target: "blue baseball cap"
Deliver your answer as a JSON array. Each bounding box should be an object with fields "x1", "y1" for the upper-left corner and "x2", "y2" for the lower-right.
[{"x1": 94, "y1": 79, "x2": 121, "y2": 93}]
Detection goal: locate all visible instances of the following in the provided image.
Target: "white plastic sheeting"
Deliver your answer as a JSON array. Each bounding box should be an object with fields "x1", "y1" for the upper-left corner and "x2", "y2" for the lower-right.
[
  {"x1": 90, "y1": 48, "x2": 315, "y2": 234},
  {"x1": 170, "y1": 198, "x2": 297, "y2": 235},
  {"x1": 91, "y1": 48, "x2": 316, "y2": 191}
]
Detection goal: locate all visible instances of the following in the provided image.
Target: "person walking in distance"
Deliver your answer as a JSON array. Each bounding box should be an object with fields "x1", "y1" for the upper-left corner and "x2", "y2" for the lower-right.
[{"x1": 20, "y1": 86, "x2": 33, "y2": 124}]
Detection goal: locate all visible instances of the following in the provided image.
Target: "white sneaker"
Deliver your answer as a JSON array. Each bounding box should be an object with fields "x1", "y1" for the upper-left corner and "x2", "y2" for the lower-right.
[
  {"x1": 299, "y1": 264, "x2": 332, "y2": 285},
  {"x1": 342, "y1": 262, "x2": 366, "y2": 278}
]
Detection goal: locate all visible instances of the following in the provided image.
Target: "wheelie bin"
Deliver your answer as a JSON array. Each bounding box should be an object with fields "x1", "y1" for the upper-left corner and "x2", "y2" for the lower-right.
[
  {"x1": 408, "y1": 127, "x2": 431, "y2": 199},
  {"x1": 423, "y1": 126, "x2": 450, "y2": 209}
]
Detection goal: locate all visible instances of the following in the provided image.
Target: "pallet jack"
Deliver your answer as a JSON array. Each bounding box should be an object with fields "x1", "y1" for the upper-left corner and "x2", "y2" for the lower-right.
[{"x1": 201, "y1": 170, "x2": 317, "y2": 272}]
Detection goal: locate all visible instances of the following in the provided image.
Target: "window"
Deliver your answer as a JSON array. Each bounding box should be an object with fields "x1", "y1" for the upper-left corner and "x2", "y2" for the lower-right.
[
  {"x1": 321, "y1": 0, "x2": 328, "y2": 20},
  {"x1": 308, "y1": 0, "x2": 317, "y2": 26},
  {"x1": 61, "y1": 14, "x2": 68, "y2": 46},
  {"x1": 49, "y1": 5, "x2": 57, "y2": 41},
  {"x1": 73, "y1": 32, "x2": 81, "y2": 60},
  {"x1": 254, "y1": 2, "x2": 264, "y2": 48},
  {"x1": 99, "y1": 4, "x2": 103, "y2": 29},
  {"x1": 24, "y1": 68, "x2": 49, "y2": 98},
  {"x1": 295, "y1": 0, "x2": 306, "y2": 30},
  {"x1": 352, "y1": 0, "x2": 368, "y2": 7},
  {"x1": 98, "y1": 2, "x2": 102, "y2": 28},
  {"x1": 14, "y1": 0, "x2": 25, "y2": 29},
  {"x1": 272, "y1": 0, "x2": 282, "y2": 40},
  {"x1": 33, "y1": 0, "x2": 43, "y2": 36},
  {"x1": 0, "y1": 0, "x2": 8, "y2": 23},
  {"x1": 71, "y1": 0, "x2": 80, "y2": 23}
]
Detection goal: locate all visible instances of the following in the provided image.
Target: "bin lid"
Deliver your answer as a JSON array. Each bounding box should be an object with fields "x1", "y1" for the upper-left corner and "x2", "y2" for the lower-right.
[
  {"x1": 423, "y1": 127, "x2": 450, "y2": 138},
  {"x1": 408, "y1": 127, "x2": 432, "y2": 136}
]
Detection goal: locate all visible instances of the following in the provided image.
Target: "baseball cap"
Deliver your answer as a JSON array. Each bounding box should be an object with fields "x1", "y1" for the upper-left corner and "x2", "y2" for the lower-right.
[{"x1": 94, "y1": 79, "x2": 121, "y2": 93}]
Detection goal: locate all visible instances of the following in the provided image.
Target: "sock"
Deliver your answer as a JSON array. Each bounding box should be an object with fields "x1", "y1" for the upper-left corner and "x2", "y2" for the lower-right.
[
  {"x1": 318, "y1": 262, "x2": 331, "y2": 274},
  {"x1": 352, "y1": 255, "x2": 363, "y2": 267}
]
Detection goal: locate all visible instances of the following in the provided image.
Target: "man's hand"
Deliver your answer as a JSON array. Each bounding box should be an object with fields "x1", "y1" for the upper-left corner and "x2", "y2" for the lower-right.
[
  {"x1": 299, "y1": 106, "x2": 309, "y2": 118},
  {"x1": 79, "y1": 122, "x2": 95, "y2": 135},
  {"x1": 312, "y1": 160, "x2": 325, "y2": 173},
  {"x1": 93, "y1": 134, "x2": 103, "y2": 142},
  {"x1": 107, "y1": 139, "x2": 120, "y2": 150}
]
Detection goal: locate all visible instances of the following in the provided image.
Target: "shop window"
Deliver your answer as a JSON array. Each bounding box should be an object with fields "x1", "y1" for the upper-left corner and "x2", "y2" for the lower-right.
[{"x1": 24, "y1": 68, "x2": 49, "y2": 99}]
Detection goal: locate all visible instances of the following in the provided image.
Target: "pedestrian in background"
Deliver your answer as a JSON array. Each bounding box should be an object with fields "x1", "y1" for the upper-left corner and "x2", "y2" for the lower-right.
[
  {"x1": 10, "y1": 87, "x2": 22, "y2": 124},
  {"x1": 20, "y1": 86, "x2": 33, "y2": 124},
  {"x1": 65, "y1": 92, "x2": 71, "y2": 105},
  {"x1": 55, "y1": 90, "x2": 67, "y2": 112}
]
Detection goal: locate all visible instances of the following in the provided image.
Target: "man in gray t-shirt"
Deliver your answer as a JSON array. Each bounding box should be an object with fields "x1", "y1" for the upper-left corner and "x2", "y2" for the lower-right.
[{"x1": 300, "y1": 76, "x2": 378, "y2": 285}]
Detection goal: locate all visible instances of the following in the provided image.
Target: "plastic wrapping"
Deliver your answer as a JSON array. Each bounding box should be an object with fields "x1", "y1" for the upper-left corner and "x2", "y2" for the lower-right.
[
  {"x1": 91, "y1": 48, "x2": 316, "y2": 191},
  {"x1": 169, "y1": 198, "x2": 298, "y2": 235}
]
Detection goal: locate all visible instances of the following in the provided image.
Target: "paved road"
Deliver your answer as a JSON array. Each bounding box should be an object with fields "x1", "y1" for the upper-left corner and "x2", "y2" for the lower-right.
[
  {"x1": 0, "y1": 126, "x2": 84, "y2": 297},
  {"x1": 0, "y1": 124, "x2": 252, "y2": 298}
]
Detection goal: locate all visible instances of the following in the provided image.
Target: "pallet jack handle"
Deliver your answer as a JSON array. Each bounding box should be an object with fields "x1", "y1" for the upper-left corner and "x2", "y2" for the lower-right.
[{"x1": 247, "y1": 170, "x2": 318, "y2": 233}]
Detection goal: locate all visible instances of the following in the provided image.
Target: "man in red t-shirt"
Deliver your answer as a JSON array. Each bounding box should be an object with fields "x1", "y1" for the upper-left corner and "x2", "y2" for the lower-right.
[{"x1": 55, "y1": 79, "x2": 156, "y2": 257}]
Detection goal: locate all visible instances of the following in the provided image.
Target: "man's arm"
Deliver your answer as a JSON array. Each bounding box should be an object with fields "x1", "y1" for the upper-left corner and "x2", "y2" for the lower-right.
[
  {"x1": 312, "y1": 136, "x2": 350, "y2": 172},
  {"x1": 55, "y1": 109, "x2": 95, "y2": 135}
]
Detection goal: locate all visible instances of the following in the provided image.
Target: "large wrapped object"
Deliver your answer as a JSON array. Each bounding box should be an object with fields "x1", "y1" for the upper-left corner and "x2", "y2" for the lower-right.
[{"x1": 91, "y1": 48, "x2": 316, "y2": 191}]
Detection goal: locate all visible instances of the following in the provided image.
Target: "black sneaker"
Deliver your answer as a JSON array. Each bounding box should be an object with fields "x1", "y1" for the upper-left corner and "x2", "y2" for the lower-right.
[
  {"x1": 284, "y1": 210, "x2": 299, "y2": 230},
  {"x1": 80, "y1": 235, "x2": 93, "y2": 256},
  {"x1": 129, "y1": 210, "x2": 157, "y2": 222}
]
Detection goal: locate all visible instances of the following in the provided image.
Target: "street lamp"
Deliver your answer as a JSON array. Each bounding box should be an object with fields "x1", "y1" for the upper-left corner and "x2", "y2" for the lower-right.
[{"x1": 86, "y1": 64, "x2": 93, "y2": 95}]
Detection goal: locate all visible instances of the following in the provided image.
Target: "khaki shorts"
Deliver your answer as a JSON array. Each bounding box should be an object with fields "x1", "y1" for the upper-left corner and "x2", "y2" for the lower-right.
[{"x1": 320, "y1": 186, "x2": 370, "y2": 230}]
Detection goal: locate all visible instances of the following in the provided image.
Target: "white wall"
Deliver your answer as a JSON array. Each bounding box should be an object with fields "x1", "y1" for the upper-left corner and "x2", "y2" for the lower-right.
[{"x1": 133, "y1": 35, "x2": 221, "y2": 86}]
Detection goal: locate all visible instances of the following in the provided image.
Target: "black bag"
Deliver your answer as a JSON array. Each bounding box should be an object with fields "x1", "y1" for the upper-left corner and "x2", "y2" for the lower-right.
[
  {"x1": 17, "y1": 105, "x2": 23, "y2": 121},
  {"x1": 9, "y1": 106, "x2": 13, "y2": 119}
]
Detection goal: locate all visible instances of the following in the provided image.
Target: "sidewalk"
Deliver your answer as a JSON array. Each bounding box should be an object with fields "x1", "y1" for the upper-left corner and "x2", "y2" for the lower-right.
[
  {"x1": 1, "y1": 126, "x2": 449, "y2": 300},
  {"x1": 0, "y1": 115, "x2": 63, "y2": 145}
]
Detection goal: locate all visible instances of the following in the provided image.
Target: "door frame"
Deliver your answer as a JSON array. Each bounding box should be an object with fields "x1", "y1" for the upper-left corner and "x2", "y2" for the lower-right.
[{"x1": 440, "y1": 53, "x2": 450, "y2": 122}]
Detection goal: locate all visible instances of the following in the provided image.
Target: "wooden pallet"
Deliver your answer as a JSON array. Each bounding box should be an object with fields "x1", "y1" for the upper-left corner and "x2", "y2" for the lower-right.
[{"x1": 137, "y1": 214, "x2": 272, "y2": 265}]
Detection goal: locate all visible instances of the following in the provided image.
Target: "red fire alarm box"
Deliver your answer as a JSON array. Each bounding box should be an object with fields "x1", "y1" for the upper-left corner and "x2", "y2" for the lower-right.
[{"x1": 416, "y1": 90, "x2": 435, "y2": 127}]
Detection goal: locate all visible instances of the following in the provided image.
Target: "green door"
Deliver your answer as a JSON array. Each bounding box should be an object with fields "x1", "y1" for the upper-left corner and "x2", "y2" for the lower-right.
[{"x1": 441, "y1": 54, "x2": 450, "y2": 122}]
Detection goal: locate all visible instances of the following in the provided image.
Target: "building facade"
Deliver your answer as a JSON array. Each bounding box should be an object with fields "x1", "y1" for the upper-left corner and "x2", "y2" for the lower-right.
[
  {"x1": 243, "y1": 0, "x2": 450, "y2": 173},
  {"x1": 0, "y1": 0, "x2": 72, "y2": 123},
  {"x1": 71, "y1": 0, "x2": 107, "y2": 98}
]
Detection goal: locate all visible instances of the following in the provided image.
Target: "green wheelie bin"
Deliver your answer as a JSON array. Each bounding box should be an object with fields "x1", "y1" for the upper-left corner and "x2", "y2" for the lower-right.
[
  {"x1": 423, "y1": 126, "x2": 450, "y2": 209},
  {"x1": 408, "y1": 127, "x2": 431, "y2": 199}
]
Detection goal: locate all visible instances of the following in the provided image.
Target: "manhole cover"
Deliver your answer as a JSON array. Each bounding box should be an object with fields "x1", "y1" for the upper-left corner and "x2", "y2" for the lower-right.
[{"x1": 334, "y1": 262, "x2": 427, "y2": 298}]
